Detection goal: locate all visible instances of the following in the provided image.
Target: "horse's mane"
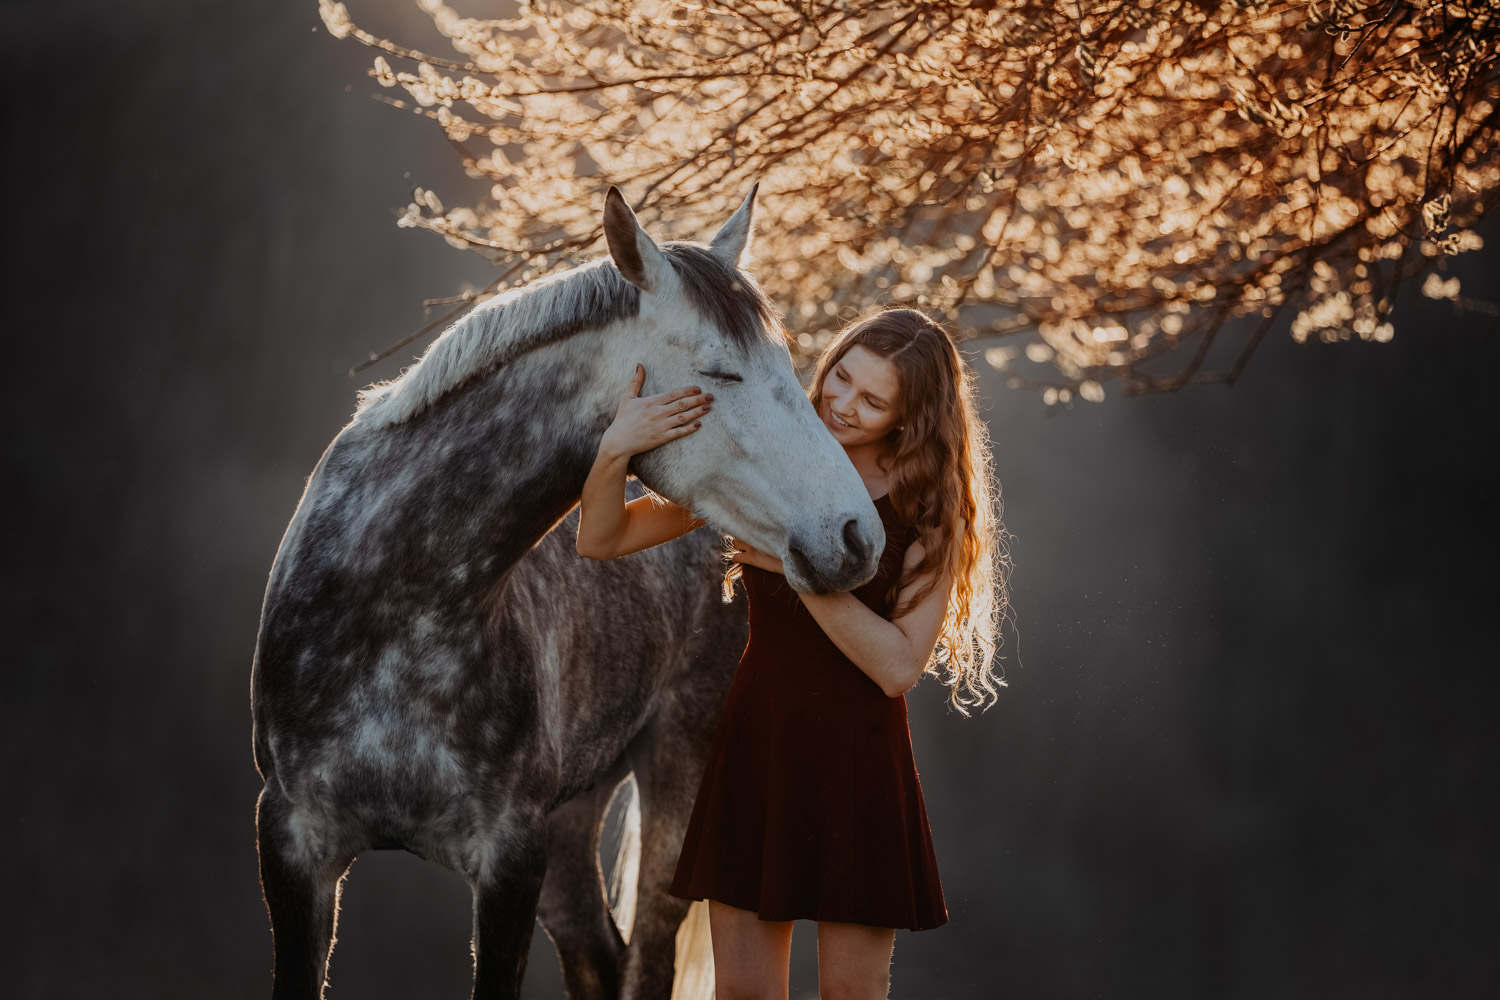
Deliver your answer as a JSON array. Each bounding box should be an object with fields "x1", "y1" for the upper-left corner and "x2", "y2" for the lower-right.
[
  {"x1": 353, "y1": 258, "x2": 640, "y2": 429},
  {"x1": 353, "y1": 243, "x2": 782, "y2": 429}
]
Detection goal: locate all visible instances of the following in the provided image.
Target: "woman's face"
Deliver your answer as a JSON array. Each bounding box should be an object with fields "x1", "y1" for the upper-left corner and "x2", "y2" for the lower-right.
[{"x1": 819, "y1": 344, "x2": 902, "y2": 448}]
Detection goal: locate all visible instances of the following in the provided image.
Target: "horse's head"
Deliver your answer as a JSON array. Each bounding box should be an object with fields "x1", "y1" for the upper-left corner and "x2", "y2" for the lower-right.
[{"x1": 602, "y1": 187, "x2": 883, "y2": 594}]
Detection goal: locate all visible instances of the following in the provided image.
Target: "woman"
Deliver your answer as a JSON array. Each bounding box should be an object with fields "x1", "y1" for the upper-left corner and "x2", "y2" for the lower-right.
[{"x1": 576, "y1": 308, "x2": 1006, "y2": 1000}]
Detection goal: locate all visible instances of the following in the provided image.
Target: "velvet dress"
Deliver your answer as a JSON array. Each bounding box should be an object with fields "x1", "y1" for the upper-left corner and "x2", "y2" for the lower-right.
[{"x1": 669, "y1": 492, "x2": 948, "y2": 930}]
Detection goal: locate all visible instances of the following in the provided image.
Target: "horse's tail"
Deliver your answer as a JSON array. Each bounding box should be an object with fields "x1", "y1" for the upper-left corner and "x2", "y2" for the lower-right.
[
  {"x1": 610, "y1": 773, "x2": 714, "y2": 999},
  {"x1": 608, "y1": 774, "x2": 642, "y2": 940},
  {"x1": 671, "y1": 900, "x2": 715, "y2": 1000}
]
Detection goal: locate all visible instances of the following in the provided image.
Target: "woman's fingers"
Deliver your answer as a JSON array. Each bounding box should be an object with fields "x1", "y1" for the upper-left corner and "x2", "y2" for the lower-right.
[
  {"x1": 668, "y1": 400, "x2": 713, "y2": 423},
  {"x1": 726, "y1": 538, "x2": 775, "y2": 572},
  {"x1": 660, "y1": 394, "x2": 712, "y2": 423},
  {"x1": 604, "y1": 369, "x2": 716, "y2": 456},
  {"x1": 609, "y1": 376, "x2": 715, "y2": 451},
  {"x1": 656, "y1": 391, "x2": 712, "y2": 427},
  {"x1": 652, "y1": 401, "x2": 708, "y2": 444},
  {"x1": 652, "y1": 385, "x2": 710, "y2": 409}
]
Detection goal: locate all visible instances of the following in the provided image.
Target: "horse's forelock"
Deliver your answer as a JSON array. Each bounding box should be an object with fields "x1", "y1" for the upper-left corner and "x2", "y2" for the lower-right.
[{"x1": 660, "y1": 243, "x2": 785, "y2": 354}]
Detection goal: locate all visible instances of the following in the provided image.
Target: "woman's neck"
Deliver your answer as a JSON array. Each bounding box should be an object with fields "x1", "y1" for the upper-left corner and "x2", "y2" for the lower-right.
[{"x1": 842, "y1": 437, "x2": 895, "y2": 496}]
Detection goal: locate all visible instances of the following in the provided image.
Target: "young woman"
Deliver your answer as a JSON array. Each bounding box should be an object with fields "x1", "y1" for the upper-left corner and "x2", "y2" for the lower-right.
[{"x1": 577, "y1": 308, "x2": 1006, "y2": 1000}]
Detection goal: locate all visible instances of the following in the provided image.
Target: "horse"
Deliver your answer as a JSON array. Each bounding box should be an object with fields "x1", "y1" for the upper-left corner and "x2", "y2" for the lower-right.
[{"x1": 250, "y1": 186, "x2": 886, "y2": 999}]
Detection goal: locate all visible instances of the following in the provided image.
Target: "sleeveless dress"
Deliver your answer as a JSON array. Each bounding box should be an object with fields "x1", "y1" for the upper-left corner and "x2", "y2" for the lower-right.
[{"x1": 669, "y1": 492, "x2": 949, "y2": 930}]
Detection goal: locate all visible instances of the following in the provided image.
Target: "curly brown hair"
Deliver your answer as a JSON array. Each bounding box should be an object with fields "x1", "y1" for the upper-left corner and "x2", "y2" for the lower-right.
[{"x1": 807, "y1": 308, "x2": 1010, "y2": 714}]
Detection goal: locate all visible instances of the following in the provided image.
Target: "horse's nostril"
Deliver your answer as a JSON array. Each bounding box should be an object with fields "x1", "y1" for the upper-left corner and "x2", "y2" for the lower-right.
[
  {"x1": 784, "y1": 541, "x2": 821, "y2": 589},
  {"x1": 842, "y1": 518, "x2": 868, "y2": 563}
]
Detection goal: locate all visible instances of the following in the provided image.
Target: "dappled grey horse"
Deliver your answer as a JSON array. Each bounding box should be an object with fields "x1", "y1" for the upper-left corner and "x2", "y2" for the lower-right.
[{"x1": 250, "y1": 187, "x2": 884, "y2": 999}]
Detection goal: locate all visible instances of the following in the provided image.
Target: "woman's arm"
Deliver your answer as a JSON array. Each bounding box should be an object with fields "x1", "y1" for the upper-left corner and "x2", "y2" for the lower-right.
[
  {"x1": 577, "y1": 364, "x2": 712, "y2": 560},
  {"x1": 729, "y1": 533, "x2": 953, "y2": 697}
]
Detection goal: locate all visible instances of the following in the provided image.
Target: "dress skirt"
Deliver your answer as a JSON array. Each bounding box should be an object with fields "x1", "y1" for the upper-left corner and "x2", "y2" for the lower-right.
[{"x1": 669, "y1": 492, "x2": 948, "y2": 930}]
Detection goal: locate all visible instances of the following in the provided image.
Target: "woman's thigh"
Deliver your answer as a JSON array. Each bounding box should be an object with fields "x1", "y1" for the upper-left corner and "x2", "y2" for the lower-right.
[
  {"x1": 708, "y1": 900, "x2": 793, "y2": 1000},
  {"x1": 817, "y1": 920, "x2": 896, "y2": 1000}
]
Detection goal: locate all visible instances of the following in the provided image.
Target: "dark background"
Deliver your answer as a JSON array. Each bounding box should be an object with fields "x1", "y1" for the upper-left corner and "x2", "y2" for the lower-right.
[{"x1": 6, "y1": 2, "x2": 1497, "y2": 998}]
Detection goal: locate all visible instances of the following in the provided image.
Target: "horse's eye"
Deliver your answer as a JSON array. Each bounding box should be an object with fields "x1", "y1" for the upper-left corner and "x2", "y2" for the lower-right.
[{"x1": 698, "y1": 370, "x2": 743, "y2": 382}]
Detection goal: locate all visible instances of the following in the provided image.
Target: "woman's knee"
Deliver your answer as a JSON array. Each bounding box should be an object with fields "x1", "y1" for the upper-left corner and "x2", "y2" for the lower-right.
[
  {"x1": 714, "y1": 985, "x2": 788, "y2": 1000},
  {"x1": 817, "y1": 972, "x2": 891, "y2": 1000},
  {"x1": 713, "y1": 958, "x2": 790, "y2": 1000}
]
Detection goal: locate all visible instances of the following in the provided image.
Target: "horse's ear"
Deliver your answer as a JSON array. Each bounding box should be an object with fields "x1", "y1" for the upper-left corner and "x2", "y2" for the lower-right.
[
  {"x1": 603, "y1": 187, "x2": 670, "y2": 292},
  {"x1": 709, "y1": 183, "x2": 758, "y2": 266}
]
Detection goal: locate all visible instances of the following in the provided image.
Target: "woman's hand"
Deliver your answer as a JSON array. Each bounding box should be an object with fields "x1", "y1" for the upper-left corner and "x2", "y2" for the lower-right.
[
  {"x1": 599, "y1": 364, "x2": 714, "y2": 460},
  {"x1": 728, "y1": 537, "x2": 784, "y2": 576}
]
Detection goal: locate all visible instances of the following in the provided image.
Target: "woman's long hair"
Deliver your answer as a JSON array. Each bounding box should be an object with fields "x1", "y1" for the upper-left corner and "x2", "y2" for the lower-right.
[{"x1": 808, "y1": 309, "x2": 1011, "y2": 715}]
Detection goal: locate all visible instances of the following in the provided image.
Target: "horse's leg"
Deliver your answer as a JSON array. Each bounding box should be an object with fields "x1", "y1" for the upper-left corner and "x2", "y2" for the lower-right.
[
  {"x1": 256, "y1": 781, "x2": 353, "y2": 1000},
  {"x1": 621, "y1": 717, "x2": 715, "y2": 1000},
  {"x1": 537, "y1": 771, "x2": 628, "y2": 1000},
  {"x1": 470, "y1": 814, "x2": 550, "y2": 1000}
]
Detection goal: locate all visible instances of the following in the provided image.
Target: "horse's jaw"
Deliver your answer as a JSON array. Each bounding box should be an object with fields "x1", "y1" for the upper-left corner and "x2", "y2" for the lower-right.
[{"x1": 628, "y1": 409, "x2": 885, "y2": 594}]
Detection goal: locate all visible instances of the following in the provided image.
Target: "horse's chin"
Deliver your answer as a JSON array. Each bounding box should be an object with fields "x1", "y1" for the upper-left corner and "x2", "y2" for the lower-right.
[
  {"x1": 782, "y1": 573, "x2": 820, "y2": 595},
  {"x1": 782, "y1": 549, "x2": 876, "y2": 596}
]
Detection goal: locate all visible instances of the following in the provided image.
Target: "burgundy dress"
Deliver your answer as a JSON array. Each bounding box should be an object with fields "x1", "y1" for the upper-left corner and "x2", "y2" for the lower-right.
[{"x1": 669, "y1": 492, "x2": 949, "y2": 930}]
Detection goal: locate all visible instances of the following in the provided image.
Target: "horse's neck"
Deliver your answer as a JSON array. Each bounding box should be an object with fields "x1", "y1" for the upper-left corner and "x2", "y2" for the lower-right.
[{"x1": 374, "y1": 331, "x2": 622, "y2": 584}]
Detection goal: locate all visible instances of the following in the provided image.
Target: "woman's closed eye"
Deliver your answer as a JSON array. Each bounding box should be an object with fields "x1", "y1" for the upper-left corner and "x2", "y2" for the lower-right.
[
  {"x1": 837, "y1": 369, "x2": 883, "y2": 410},
  {"x1": 698, "y1": 370, "x2": 743, "y2": 382}
]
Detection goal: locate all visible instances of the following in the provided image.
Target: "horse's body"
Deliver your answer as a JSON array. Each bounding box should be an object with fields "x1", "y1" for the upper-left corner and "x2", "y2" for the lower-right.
[
  {"x1": 510, "y1": 494, "x2": 744, "y2": 999},
  {"x1": 252, "y1": 189, "x2": 882, "y2": 999}
]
